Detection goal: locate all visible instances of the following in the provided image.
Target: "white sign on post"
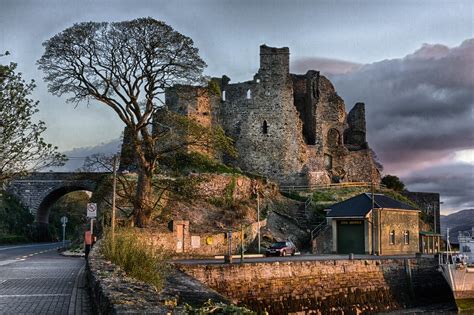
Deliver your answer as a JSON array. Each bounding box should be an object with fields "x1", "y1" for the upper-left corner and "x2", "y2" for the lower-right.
[{"x1": 86, "y1": 203, "x2": 97, "y2": 218}]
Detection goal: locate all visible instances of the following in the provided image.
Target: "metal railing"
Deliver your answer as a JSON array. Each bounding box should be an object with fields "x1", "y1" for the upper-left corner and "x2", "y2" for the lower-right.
[
  {"x1": 280, "y1": 181, "x2": 386, "y2": 193},
  {"x1": 310, "y1": 220, "x2": 328, "y2": 240}
]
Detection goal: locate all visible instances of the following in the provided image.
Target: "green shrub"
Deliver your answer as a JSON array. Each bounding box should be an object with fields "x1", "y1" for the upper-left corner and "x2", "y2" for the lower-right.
[
  {"x1": 159, "y1": 152, "x2": 241, "y2": 175},
  {"x1": 100, "y1": 228, "x2": 170, "y2": 290},
  {"x1": 0, "y1": 234, "x2": 29, "y2": 244},
  {"x1": 184, "y1": 300, "x2": 257, "y2": 314},
  {"x1": 280, "y1": 191, "x2": 307, "y2": 202},
  {"x1": 311, "y1": 191, "x2": 335, "y2": 202}
]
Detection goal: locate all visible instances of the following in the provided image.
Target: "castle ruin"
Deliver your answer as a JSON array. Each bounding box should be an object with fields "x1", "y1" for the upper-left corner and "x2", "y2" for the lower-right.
[
  {"x1": 166, "y1": 45, "x2": 380, "y2": 185},
  {"x1": 161, "y1": 45, "x2": 381, "y2": 186}
]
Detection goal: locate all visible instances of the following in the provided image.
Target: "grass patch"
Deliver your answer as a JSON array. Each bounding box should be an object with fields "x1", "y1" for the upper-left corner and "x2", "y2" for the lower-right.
[
  {"x1": 456, "y1": 298, "x2": 474, "y2": 311},
  {"x1": 184, "y1": 300, "x2": 257, "y2": 314},
  {"x1": 159, "y1": 152, "x2": 242, "y2": 175},
  {"x1": 280, "y1": 191, "x2": 307, "y2": 202},
  {"x1": 100, "y1": 228, "x2": 170, "y2": 290}
]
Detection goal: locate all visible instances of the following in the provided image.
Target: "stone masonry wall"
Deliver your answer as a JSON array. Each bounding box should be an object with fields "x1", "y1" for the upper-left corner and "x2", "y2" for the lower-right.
[
  {"x1": 178, "y1": 257, "x2": 452, "y2": 314},
  {"x1": 377, "y1": 209, "x2": 420, "y2": 255},
  {"x1": 159, "y1": 44, "x2": 381, "y2": 187}
]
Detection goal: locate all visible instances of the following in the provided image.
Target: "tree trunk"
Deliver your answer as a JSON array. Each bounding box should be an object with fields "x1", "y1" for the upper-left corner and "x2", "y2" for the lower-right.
[{"x1": 134, "y1": 167, "x2": 153, "y2": 227}]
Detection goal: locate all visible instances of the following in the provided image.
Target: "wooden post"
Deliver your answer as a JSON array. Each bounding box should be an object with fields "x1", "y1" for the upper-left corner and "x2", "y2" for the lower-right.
[{"x1": 112, "y1": 155, "x2": 117, "y2": 254}]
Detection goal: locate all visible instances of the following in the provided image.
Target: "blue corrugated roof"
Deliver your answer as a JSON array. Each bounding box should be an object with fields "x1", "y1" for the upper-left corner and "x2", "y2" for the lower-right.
[{"x1": 326, "y1": 193, "x2": 418, "y2": 218}]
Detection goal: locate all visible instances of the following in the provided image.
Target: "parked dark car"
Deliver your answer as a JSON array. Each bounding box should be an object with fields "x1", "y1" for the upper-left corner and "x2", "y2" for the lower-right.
[{"x1": 265, "y1": 241, "x2": 297, "y2": 257}]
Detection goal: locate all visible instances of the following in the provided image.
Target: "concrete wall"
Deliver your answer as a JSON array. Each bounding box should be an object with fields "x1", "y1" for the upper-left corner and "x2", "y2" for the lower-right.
[{"x1": 177, "y1": 257, "x2": 452, "y2": 314}]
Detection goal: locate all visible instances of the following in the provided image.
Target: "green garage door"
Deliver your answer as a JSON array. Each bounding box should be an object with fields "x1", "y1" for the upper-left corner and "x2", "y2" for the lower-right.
[{"x1": 337, "y1": 220, "x2": 365, "y2": 254}]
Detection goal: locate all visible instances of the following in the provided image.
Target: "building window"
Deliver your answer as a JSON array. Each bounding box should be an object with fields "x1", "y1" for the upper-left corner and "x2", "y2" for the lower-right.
[
  {"x1": 389, "y1": 230, "x2": 395, "y2": 245},
  {"x1": 327, "y1": 128, "x2": 341, "y2": 148},
  {"x1": 222, "y1": 90, "x2": 226, "y2": 101},
  {"x1": 246, "y1": 89, "x2": 251, "y2": 99},
  {"x1": 404, "y1": 231, "x2": 409, "y2": 244},
  {"x1": 262, "y1": 120, "x2": 268, "y2": 134}
]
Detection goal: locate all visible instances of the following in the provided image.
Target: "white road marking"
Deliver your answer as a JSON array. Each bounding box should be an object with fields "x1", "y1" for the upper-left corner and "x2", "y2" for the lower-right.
[{"x1": 0, "y1": 294, "x2": 70, "y2": 298}]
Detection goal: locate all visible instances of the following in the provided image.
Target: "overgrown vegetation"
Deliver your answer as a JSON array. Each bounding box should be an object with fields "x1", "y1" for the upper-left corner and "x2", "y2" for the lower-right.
[
  {"x1": 0, "y1": 191, "x2": 34, "y2": 244},
  {"x1": 100, "y1": 228, "x2": 170, "y2": 290},
  {"x1": 48, "y1": 191, "x2": 90, "y2": 242},
  {"x1": 159, "y1": 152, "x2": 241, "y2": 176},
  {"x1": 381, "y1": 175, "x2": 405, "y2": 192},
  {"x1": 282, "y1": 186, "x2": 420, "y2": 218},
  {"x1": 184, "y1": 300, "x2": 257, "y2": 314}
]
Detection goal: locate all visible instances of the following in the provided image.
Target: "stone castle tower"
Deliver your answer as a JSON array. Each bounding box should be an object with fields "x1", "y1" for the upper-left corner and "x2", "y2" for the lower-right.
[{"x1": 126, "y1": 45, "x2": 380, "y2": 186}]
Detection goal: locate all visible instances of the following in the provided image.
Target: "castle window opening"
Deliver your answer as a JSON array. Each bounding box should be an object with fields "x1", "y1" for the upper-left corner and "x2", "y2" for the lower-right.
[
  {"x1": 389, "y1": 230, "x2": 395, "y2": 245},
  {"x1": 246, "y1": 89, "x2": 251, "y2": 99},
  {"x1": 262, "y1": 120, "x2": 268, "y2": 134},
  {"x1": 327, "y1": 128, "x2": 341, "y2": 148},
  {"x1": 404, "y1": 231, "x2": 410, "y2": 244},
  {"x1": 324, "y1": 154, "x2": 332, "y2": 170},
  {"x1": 222, "y1": 90, "x2": 226, "y2": 101}
]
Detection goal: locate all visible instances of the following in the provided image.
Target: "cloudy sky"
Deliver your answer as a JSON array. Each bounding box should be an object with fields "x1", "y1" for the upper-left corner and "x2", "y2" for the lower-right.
[{"x1": 1, "y1": 0, "x2": 472, "y2": 213}]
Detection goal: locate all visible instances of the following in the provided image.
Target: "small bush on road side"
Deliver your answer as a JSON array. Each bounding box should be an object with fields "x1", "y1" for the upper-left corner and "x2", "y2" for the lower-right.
[{"x1": 100, "y1": 228, "x2": 170, "y2": 290}]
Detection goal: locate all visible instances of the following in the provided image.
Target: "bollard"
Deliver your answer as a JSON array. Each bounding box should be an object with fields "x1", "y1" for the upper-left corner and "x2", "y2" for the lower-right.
[{"x1": 349, "y1": 253, "x2": 354, "y2": 260}]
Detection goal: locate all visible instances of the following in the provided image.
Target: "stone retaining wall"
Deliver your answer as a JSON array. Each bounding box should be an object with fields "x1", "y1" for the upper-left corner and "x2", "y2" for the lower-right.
[
  {"x1": 86, "y1": 242, "x2": 228, "y2": 314},
  {"x1": 177, "y1": 257, "x2": 453, "y2": 314}
]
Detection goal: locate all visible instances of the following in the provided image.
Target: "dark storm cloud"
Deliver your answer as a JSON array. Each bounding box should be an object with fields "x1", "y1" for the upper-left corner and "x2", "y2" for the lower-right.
[
  {"x1": 325, "y1": 39, "x2": 474, "y2": 171},
  {"x1": 292, "y1": 39, "x2": 474, "y2": 212},
  {"x1": 402, "y1": 162, "x2": 474, "y2": 213},
  {"x1": 292, "y1": 57, "x2": 362, "y2": 75}
]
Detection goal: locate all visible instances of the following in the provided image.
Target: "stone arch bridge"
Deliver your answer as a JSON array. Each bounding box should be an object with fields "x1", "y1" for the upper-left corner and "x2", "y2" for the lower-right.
[{"x1": 5, "y1": 172, "x2": 107, "y2": 224}]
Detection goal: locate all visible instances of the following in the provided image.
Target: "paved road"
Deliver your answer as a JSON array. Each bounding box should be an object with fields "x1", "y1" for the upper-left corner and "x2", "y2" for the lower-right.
[{"x1": 0, "y1": 243, "x2": 91, "y2": 314}]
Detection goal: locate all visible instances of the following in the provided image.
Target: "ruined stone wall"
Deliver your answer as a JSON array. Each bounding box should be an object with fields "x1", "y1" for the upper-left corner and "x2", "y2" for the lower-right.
[
  {"x1": 156, "y1": 45, "x2": 381, "y2": 187},
  {"x1": 220, "y1": 45, "x2": 308, "y2": 185},
  {"x1": 178, "y1": 257, "x2": 452, "y2": 314},
  {"x1": 164, "y1": 86, "x2": 221, "y2": 157}
]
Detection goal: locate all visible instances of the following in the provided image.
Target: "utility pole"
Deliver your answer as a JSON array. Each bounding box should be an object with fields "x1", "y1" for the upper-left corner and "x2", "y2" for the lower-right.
[
  {"x1": 257, "y1": 184, "x2": 261, "y2": 254},
  {"x1": 240, "y1": 224, "x2": 244, "y2": 263},
  {"x1": 111, "y1": 155, "x2": 117, "y2": 247},
  {"x1": 371, "y1": 167, "x2": 376, "y2": 255}
]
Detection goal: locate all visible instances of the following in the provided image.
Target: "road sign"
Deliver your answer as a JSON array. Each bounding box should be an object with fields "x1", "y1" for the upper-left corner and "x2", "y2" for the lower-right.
[
  {"x1": 60, "y1": 216, "x2": 68, "y2": 225},
  {"x1": 87, "y1": 203, "x2": 97, "y2": 218}
]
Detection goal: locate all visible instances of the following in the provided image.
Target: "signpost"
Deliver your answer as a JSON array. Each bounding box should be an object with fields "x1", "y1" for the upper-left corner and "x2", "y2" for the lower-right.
[
  {"x1": 60, "y1": 216, "x2": 68, "y2": 248},
  {"x1": 87, "y1": 203, "x2": 97, "y2": 235}
]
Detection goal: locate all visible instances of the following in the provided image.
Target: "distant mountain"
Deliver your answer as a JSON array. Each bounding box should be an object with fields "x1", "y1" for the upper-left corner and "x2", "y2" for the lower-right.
[
  {"x1": 46, "y1": 138, "x2": 122, "y2": 172},
  {"x1": 440, "y1": 209, "x2": 474, "y2": 243}
]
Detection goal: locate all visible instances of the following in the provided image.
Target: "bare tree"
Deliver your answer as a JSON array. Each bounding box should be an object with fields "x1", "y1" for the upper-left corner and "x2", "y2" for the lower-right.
[{"x1": 38, "y1": 18, "x2": 232, "y2": 226}]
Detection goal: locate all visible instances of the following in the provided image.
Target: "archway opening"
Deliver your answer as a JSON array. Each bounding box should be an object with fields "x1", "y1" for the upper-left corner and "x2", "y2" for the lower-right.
[
  {"x1": 36, "y1": 186, "x2": 92, "y2": 242},
  {"x1": 327, "y1": 128, "x2": 341, "y2": 148}
]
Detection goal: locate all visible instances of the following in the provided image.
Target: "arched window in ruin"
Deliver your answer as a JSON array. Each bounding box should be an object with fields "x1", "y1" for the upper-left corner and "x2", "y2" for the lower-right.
[
  {"x1": 324, "y1": 154, "x2": 332, "y2": 170},
  {"x1": 327, "y1": 128, "x2": 341, "y2": 148},
  {"x1": 246, "y1": 89, "x2": 251, "y2": 99},
  {"x1": 262, "y1": 120, "x2": 268, "y2": 134},
  {"x1": 222, "y1": 90, "x2": 226, "y2": 101}
]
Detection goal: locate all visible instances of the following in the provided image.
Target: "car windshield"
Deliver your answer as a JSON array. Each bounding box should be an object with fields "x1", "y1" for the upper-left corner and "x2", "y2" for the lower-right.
[{"x1": 271, "y1": 242, "x2": 287, "y2": 248}]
